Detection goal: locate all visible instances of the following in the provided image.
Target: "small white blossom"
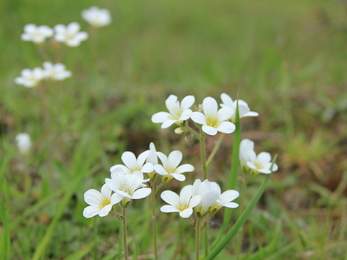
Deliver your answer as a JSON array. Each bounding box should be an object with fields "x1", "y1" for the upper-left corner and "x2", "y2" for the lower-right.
[
  {"x1": 160, "y1": 185, "x2": 201, "y2": 218},
  {"x1": 154, "y1": 150, "x2": 194, "y2": 181},
  {"x1": 239, "y1": 139, "x2": 278, "y2": 174},
  {"x1": 220, "y1": 93, "x2": 259, "y2": 122},
  {"x1": 54, "y1": 22, "x2": 88, "y2": 47},
  {"x1": 110, "y1": 151, "x2": 153, "y2": 175},
  {"x1": 105, "y1": 170, "x2": 151, "y2": 207},
  {"x1": 15, "y1": 68, "x2": 46, "y2": 88},
  {"x1": 15, "y1": 133, "x2": 32, "y2": 155},
  {"x1": 43, "y1": 62, "x2": 72, "y2": 81},
  {"x1": 83, "y1": 184, "x2": 121, "y2": 218},
  {"x1": 152, "y1": 95, "x2": 195, "y2": 128},
  {"x1": 191, "y1": 97, "x2": 235, "y2": 136},
  {"x1": 21, "y1": 24, "x2": 53, "y2": 44},
  {"x1": 82, "y1": 6, "x2": 112, "y2": 27}
]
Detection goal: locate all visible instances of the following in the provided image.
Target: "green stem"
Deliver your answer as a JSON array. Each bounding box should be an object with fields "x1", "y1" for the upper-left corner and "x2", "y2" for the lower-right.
[
  {"x1": 150, "y1": 189, "x2": 158, "y2": 260},
  {"x1": 122, "y1": 207, "x2": 128, "y2": 260},
  {"x1": 235, "y1": 176, "x2": 248, "y2": 259},
  {"x1": 199, "y1": 130, "x2": 207, "y2": 180},
  {"x1": 205, "y1": 174, "x2": 271, "y2": 260},
  {"x1": 206, "y1": 133, "x2": 225, "y2": 167},
  {"x1": 195, "y1": 218, "x2": 201, "y2": 260}
]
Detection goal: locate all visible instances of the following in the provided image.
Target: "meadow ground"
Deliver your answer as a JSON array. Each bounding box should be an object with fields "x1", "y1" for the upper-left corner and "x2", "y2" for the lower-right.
[{"x1": 1, "y1": 0, "x2": 347, "y2": 259}]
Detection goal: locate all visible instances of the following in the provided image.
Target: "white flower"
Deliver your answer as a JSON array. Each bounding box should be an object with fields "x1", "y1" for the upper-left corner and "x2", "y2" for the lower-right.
[
  {"x1": 15, "y1": 68, "x2": 46, "y2": 88},
  {"x1": 154, "y1": 150, "x2": 194, "y2": 181},
  {"x1": 83, "y1": 184, "x2": 121, "y2": 218},
  {"x1": 152, "y1": 95, "x2": 195, "y2": 128},
  {"x1": 220, "y1": 93, "x2": 259, "y2": 122},
  {"x1": 82, "y1": 6, "x2": 112, "y2": 27},
  {"x1": 15, "y1": 133, "x2": 32, "y2": 155},
  {"x1": 110, "y1": 151, "x2": 153, "y2": 175},
  {"x1": 191, "y1": 97, "x2": 236, "y2": 136},
  {"x1": 239, "y1": 139, "x2": 278, "y2": 174},
  {"x1": 160, "y1": 185, "x2": 201, "y2": 218},
  {"x1": 42, "y1": 62, "x2": 72, "y2": 81},
  {"x1": 54, "y1": 22, "x2": 88, "y2": 47},
  {"x1": 105, "y1": 170, "x2": 151, "y2": 207},
  {"x1": 21, "y1": 24, "x2": 53, "y2": 44},
  {"x1": 146, "y1": 142, "x2": 158, "y2": 165}
]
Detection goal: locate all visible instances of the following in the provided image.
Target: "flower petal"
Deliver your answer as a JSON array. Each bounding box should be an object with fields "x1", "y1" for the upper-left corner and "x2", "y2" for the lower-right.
[
  {"x1": 181, "y1": 95, "x2": 195, "y2": 110},
  {"x1": 202, "y1": 125, "x2": 218, "y2": 135},
  {"x1": 191, "y1": 112, "x2": 206, "y2": 125},
  {"x1": 160, "y1": 205, "x2": 179, "y2": 213},
  {"x1": 219, "y1": 190, "x2": 239, "y2": 203},
  {"x1": 84, "y1": 189, "x2": 102, "y2": 205},
  {"x1": 179, "y1": 208, "x2": 193, "y2": 218},
  {"x1": 161, "y1": 190, "x2": 180, "y2": 207},
  {"x1": 131, "y1": 188, "x2": 151, "y2": 199},
  {"x1": 152, "y1": 112, "x2": 172, "y2": 123},
  {"x1": 83, "y1": 206, "x2": 100, "y2": 218},
  {"x1": 99, "y1": 204, "x2": 112, "y2": 217},
  {"x1": 168, "y1": 150, "x2": 182, "y2": 168},
  {"x1": 171, "y1": 173, "x2": 186, "y2": 181},
  {"x1": 216, "y1": 121, "x2": 235, "y2": 134},
  {"x1": 175, "y1": 164, "x2": 194, "y2": 174},
  {"x1": 202, "y1": 97, "x2": 218, "y2": 115}
]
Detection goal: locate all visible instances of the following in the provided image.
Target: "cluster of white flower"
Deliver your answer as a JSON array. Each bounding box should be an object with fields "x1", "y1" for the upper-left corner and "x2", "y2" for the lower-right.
[{"x1": 15, "y1": 62, "x2": 72, "y2": 88}]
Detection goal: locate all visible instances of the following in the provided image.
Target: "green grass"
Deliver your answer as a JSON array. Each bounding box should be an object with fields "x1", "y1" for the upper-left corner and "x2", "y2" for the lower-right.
[{"x1": 1, "y1": 0, "x2": 347, "y2": 259}]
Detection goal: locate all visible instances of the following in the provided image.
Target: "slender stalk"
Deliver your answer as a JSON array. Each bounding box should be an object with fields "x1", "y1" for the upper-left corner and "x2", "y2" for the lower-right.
[
  {"x1": 235, "y1": 176, "x2": 248, "y2": 259},
  {"x1": 150, "y1": 189, "x2": 158, "y2": 260},
  {"x1": 195, "y1": 218, "x2": 201, "y2": 260},
  {"x1": 206, "y1": 133, "x2": 225, "y2": 167},
  {"x1": 122, "y1": 207, "x2": 128, "y2": 260},
  {"x1": 199, "y1": 130, "x2": 207, "y2": 180}
]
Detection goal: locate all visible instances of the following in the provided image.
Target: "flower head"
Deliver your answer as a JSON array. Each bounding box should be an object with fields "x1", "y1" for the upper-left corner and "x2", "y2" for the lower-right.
[
  {"x1": 191, "y1": 97, "x2": 235, "y2": 136},
  {"x1": 154, "y1": 150, "x2": 194, "y2": 181},
  {"x1": 152, "y1": 95, "x2": 195, "y2": 128},
  {"x1": 110, "y1": 151, "x2": 153, "y2": 175},
  {"x1": 239, "y1": 139, "x2": 278, "y2": 175},
  {"x1": 15, "y1": 133, "x2": 32, "y2": 156},
  {"x1": 83, "y1": 184, "x2": 121, "y2": 218},
  {"x1": 21, "y1": 24, "x2": 53, "y2": 44},
  {"x1": 42, "y1": 62, "x2": 72, "y2": 81},
  {"x1": 220, "y1": 93, "x2": 259, "y2": 122},
  {"x1": 82, "y1": 6, "x2": 112, "y2": 27},
  {"x1": 15, "y1": 68, "x2": 46, "y2": 88},
  {"x1": 54, "y1": 22, "x2": 88, "y2": 47},
  {"x1": 160, "y1": 185, "x2": 201, "y2": 218},
  {"x1": 105, "y1": 170, "x2": 151, "y2": 207}
]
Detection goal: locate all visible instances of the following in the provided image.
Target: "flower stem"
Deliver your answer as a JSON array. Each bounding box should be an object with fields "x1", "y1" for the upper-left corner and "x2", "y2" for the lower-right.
[
  {"x1": 122, "y1": 207, "x2": 128, "y2": 260},
  {"x1": 235, "y1": 176, "x2": 248, "y2": 259},
  {"x1": 195, "y1": 218, "x2": 201, "y2": 260},
  {"x1": 206, "y1": 133, "x2": 225, "y2": 167},
  {"x1": 199, "y1": 130, "x2": 207, "y2": 180},
  {"x1": 150, "y1": 189, "x2": 158, "y2": 260}
]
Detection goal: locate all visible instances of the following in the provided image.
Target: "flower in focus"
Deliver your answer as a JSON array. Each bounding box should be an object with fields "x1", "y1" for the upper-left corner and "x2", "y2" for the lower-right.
[
  {"x1": 239, "y1": 139, "x2": 278, "y2": 174},
  {"x1": 160, "y1": 185, "x2": 201, "y2": 218},
  {"x1": 152, "y1": 95, "x2": 195, "y2": 128},
  {"x1": 83, "y1": 184, "x2": 121, "y2": 218},
  {"x1": 54, "y1": 22, "x2": 88, "y2": 47},
  {"x1": 21, "y1": 24, "x2": 53, "y2": 44},
  {"x1": 105, "y1": 170, "x2": 151, "y2": 207},
  {"x1": 110, "y1": 151, "x2": 153, "y2": 175},
  {"x1": 191, "y1": 97, "x2": 235, "y2": 136},
  {"x1": 15, "y1": 68, "x2": 46, "y2": 88},
  {"x1": 220, "y1": 93, "x2": 259, "y2": 122},
  {"x1": 82, "y1": 6, "x2": 112, "y2": 27},
  {"x1": 43, "y1": 62, "x2": 72, "y2": 81},
  {"x1": 15, "y1": 133, "x2": 32, "y2": 156},
  {"x1": 154, "y1": 150, "x2": 194, "y2": 181}
]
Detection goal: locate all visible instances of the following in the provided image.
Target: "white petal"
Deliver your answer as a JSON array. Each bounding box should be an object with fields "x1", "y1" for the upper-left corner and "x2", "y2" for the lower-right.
[
  {"x1": 219, "y1": 190, "x2": 239, "y2": 203},
  {"x1": 110, "y1": 165, "x2": 130, "y2": 175},
  {"x1": 179, "y1": 208, "x2": 193, "y2": 218},
  {"x1": 189, "y1": 195, "x2": 201, "y2": 208},
  {"x1": 191, "y1": 112, "x2": 206, "y2": 125},
  {"x1": 181, "y1": 95, "x2": 195, "y2": 110},
  {"x1": 161, "y1": 190, "x2": 180, "y2": 207},
  {"x1": 217, "y1": 107, "x2": 234, "y2": 121},
  {"x1": 161, "y1": 119, "x2": 177, "y2": 128},
  {"x1": 84, "y1": 189, "x2": 102, "y2": 205},
  {"x1": 168, "y1": 150, "x2": 182, "y2": 168},
  {"x1": 101, "y1": 184, "x2": 112, "y2": 198},
  {"x1": 160, "y1": 205, "x2": 179, "y2": 213},
  {"x1": 68, "y1": 22, "x2": 80, "y2": 33},
  {"x1": 175, "y1": 164, "x2": 194, "y2": 174},
  {"x1": 202, "y1": 97, "x2": 218, "y2": 115},
  {"x1": 171, "y1": 173, "x2": 186, "y2": 181},
  {"x1": 179, "y1": 185, "x2": 193, "y2": 206},
  {"x1": 154, "y1": 165, "x2": 168, "y2": 176},
  {"x1": 151, "y1": 112, "x2": 171, "y2": 123},
  {"x1": 220, "y1": 93, "x2": 234, "y2": 107},
  {"x1": 121, "y1": 152, "x2": 138, "y2": 170},
  {"x1": 165, "y1": 95, "x2": 179, "y2": 115},
  {"x1": 83, "y1": 206, "x2": 100, "y2": 218},
  {"x1": 156, "y1": 152, "x2": 168, "y2": 166},
  {"x1": 216, "y1": 122, "x2": 235, "y2": 134},
  {"x1": 131, "y1": 188, "x2": 151, "y2": 199},
  {"x1": 179, "y1": 109, "x2": 192, "y2": 121},
  {"x1": 99, "y1": 204, "x2": 112, "y2": 217},
  {"x1": 222, "y1": 202, "x2": 239, "y2": 208},
  {"x1": 142, "y1": 162, "x2": 154, "y2": 173},
  {"x1": 111, "y1": 193, "x2": 123, "y2": 205},
  {"x1": 257, "y1": 152, "x2": 271, "y2": 164},
  {"x1": 202, "y1": 125, "x2": 218, "y2": 136}
]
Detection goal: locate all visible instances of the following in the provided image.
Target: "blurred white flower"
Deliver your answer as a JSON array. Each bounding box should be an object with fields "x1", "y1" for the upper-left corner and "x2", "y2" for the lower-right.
[
  {"x1": 83, "y1": 184, "x2": 121, "y2": 218},
  {"x1": 105, "y1": 170, "x2": 151, "y2": 207},
  {"x1": 21, "y1": 24, "x2": 53, "y2": 44},
  {"x1": 239, "y1": 139, "x2": 278, "y2": 174},
  {"x1": 220, "y1": 93, "x2": 259, "y2": 122},
  {"x1": 110, "y1": 151, "x2": 153, "y2": 175},
  {"x1": 42, "y1": 62, "x2": 72, "y2": 81},
  {"x1": 152, "y1": 95, "x2": 195, "y2": 128},
  {"x1": 15, "y1": 133, "x2": 32, "y2": 156},
  {"x1": 160, "y1": 185, "x2": 201, "y2": 218},
  {"x1": 54, "y1": 22, "x2": 88, "y2": 47},
  {"x1": 15, "y1": 68, "x2": 46, "y2": 88},
  {"x1": 82, "y1": 6, "x2": 112, "y2": 27},
  {"x1": 191, "y1": 97, "x2": 235, "y2": 136},
  {"x1": 154, "y1": 150, "x2": 194, "y2": 181}
]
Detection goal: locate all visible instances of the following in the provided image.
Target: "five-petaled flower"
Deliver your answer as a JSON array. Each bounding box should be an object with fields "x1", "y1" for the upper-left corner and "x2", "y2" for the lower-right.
[
  {"x1": 110, "y1": 151, "x2": 153, "y2": 175},
  {"x1": 82, "y1": 6, "x2": 112, "y2": 27},
  {"x1": 160, "y1": 185, "x2": 201, "y2": 218},
  {"x1": 191, "y1": 97, "x2": 235, "y2": 136},
  {"x1": 54, "y1": 22, "x2": 88, "y2": 47},
  {"x1": 152, "y1": 95, "x2": 195, "y2": 129},
  {"x1": 220, "y1": 93, "x2": 259, "y2": 122},
  {"x1": 21, "y1": 24, "x2": 53, "y2": 44},
  {"x1": 43, "y1": 62, "x2": 72, "y2": 81},
  {"x1": 239, "y1": 139, "x2": 278, "y2": 175},
  {"x1": 15, "y1": 68, "x2": 46, "y2": 88},
  {"x1": 83, "y1": 184, "x2": 121, "y2": 218},
  {"x1": 154, "y1": 150, "x2": 194, "y2": 182}
]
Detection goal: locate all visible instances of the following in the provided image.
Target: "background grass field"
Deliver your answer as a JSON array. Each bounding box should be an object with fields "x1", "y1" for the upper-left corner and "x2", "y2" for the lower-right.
[{"x1": 1, "y1": 0, "x2": 347, "y2": 259}]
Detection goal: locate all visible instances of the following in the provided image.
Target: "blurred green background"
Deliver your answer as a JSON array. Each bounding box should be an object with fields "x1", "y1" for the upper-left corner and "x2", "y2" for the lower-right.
[{"x1": 1, "y1": 0, "x2": 347, "y2": 259}]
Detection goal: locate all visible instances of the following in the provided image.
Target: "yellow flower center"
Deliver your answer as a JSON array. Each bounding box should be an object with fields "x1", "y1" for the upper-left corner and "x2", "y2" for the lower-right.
[
  {"x1": 205, "y1": 114, "x2": 220, "y2": 127},
  {"x1": 179, "y1": 206, "x2": 188, "y2": 211},
  {"x1": 253, "y1": 162, "x2": 264, "y2": 169},
  {"x1": 100, "y1": 198, "x2": 111, "y2": 208}
]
